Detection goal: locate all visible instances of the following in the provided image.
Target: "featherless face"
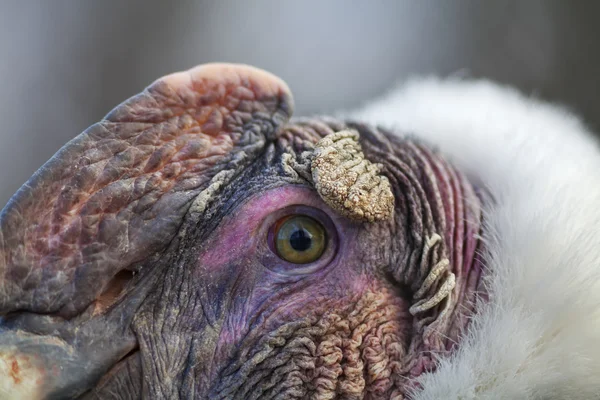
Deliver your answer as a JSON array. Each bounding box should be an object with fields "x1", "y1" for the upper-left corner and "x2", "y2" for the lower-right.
[{"x1": 0, "y1": 64, "x2": 487, "y2": 399}]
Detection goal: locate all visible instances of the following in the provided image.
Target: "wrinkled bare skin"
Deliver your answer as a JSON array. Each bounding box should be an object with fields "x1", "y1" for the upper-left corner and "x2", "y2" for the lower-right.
[{"x1": 0, "y1": 64, "x2": 483, "y2": 399}]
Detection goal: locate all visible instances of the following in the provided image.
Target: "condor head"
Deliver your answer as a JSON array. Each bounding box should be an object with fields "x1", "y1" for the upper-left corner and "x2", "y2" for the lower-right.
[{"x1": 1, "y1": 64, "x2": 599, "y2": 400}]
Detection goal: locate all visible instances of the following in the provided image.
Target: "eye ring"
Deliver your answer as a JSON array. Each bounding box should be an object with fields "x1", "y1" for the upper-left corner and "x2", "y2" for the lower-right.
[{"x1": 263, "y1": 205, "x2": 338, "y2": 275}]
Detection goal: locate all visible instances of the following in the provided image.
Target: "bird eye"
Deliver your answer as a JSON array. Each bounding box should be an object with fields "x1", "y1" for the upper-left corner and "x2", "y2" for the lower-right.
[{"x1": 272, "y1": 215, "x2": 327, "y2": 264}]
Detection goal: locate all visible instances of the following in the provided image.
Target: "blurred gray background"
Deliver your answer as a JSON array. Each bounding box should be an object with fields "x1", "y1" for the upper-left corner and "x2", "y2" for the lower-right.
[{"x1": 1, "y1": 1, "x2": 599, "y2": 208}]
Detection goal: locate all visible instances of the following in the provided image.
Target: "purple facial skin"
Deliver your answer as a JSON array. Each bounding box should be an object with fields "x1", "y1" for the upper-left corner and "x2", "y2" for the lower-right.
[{"x1": 0, "y1": 64, "x2": 483, "y2": 399}]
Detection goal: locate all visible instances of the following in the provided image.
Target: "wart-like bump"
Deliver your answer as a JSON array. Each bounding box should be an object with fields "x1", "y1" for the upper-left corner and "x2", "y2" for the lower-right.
[{"x1": 310, "y1": 130, "x2": 395, "y2": 222}]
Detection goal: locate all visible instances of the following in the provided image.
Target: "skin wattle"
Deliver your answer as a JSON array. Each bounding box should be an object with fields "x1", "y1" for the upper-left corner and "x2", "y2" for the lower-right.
[{"x1": 0, "y1": 64, "x2": 483, "y2": 399}]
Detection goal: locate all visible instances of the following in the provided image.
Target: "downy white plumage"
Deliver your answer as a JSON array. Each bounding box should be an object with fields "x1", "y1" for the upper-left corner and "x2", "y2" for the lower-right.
[{"x1": 352, "y1": 78, "x2": 600, "y2": 399}]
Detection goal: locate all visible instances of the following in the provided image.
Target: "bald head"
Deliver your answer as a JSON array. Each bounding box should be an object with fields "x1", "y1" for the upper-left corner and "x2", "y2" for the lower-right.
[{"x1": 0, "y1": 64, "x2": 483, "y2": 399}]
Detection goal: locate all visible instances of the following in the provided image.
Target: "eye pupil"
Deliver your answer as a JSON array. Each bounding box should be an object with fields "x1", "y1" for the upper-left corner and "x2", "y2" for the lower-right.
[
  {"x1": 272, "y1": 215, "x2": 327, "y2": 264},
  {"x1": 289, "y1": 229, "x2": 312, "y2": 252}
]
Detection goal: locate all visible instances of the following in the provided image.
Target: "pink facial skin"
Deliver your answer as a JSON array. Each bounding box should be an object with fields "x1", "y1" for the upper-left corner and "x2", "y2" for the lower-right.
[
  {"x1": 194, "y1": 144, "x2": 486, "y2": 398},
  {"x1": 198, "y1": 185, "x2": 349, "y2": 274},
  {"x1": 196, "y1": 184, "x2": 388, "y2": 348},
  {"x1": 198, "y1": 185, "x2": 417, "y2": 398}
]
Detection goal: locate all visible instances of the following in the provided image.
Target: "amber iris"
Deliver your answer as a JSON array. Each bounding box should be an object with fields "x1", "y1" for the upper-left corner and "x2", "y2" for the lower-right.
[{"x1": 274, "y1": 215, "x2": 327, "y2": 264}]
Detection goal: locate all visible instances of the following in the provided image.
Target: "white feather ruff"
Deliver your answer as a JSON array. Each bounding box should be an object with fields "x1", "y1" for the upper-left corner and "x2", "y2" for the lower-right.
[{"x1": 352, "y1": 78, "x2": 600, "y2": 399}]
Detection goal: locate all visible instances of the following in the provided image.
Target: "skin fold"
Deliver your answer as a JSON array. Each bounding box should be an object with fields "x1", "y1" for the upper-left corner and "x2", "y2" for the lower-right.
[{"x1": 0, "y1": 64, "x2": 484, "y2": 399}]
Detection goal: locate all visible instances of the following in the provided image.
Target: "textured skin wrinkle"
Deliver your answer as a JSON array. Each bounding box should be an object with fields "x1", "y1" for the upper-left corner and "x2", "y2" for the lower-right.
[
  {"x1": 0, "y1": 63, "x2": 292, "y2": 317},
  {"x1": 348, "y1": 123, "x2": 483, "y2": 375},
  {"x1": 80, "y1": 352, "x2": 142, "y2": 400},
  {"x1": 212, "y1": 287, "x2": 411, "y2": 400}
]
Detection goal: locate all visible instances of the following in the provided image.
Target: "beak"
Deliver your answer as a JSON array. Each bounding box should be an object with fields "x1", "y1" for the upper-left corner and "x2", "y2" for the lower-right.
[{"x1": 0, "y1": 63, "x2": 293, "y2": 399}]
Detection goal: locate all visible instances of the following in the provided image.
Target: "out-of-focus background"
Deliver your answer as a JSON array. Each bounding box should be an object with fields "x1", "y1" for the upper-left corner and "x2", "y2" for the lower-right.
[{"x1": 1, "y1": 1, "x2": 599, "y2": 207}]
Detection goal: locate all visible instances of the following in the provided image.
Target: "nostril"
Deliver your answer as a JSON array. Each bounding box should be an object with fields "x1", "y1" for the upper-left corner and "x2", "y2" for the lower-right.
[{"x1": 93, "y1": 270, "x2": 136, "y2": 316}]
